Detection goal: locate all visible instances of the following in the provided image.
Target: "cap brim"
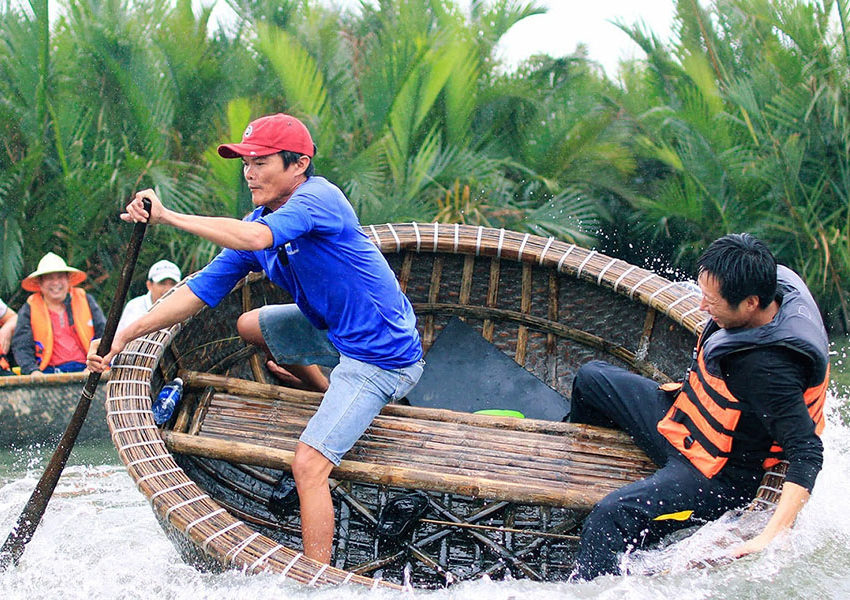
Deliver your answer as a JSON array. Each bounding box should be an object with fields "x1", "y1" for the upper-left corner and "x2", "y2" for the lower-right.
[{"x1": 217, "y1": 143, "x2": 281, "y2": 159}]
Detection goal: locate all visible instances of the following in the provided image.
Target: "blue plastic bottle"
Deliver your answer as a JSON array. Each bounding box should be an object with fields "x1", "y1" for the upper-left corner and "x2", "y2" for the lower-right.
[{"x1": 152, "y1": 377, "x2": 183, "y2": 425}]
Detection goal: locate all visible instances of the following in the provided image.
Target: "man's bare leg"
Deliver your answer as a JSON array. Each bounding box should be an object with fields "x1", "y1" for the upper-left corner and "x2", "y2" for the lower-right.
[
  {"x1": 292, "y1": 442, "x2": 335, "y2": 563},
  {"x1": 236, "y1": 310, "x2": 329, "y2": 392}
]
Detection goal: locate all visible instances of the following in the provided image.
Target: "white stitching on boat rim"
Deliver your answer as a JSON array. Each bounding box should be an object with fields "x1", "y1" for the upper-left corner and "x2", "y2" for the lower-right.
[
  {"x1": 412, "y1": 222, "x2": 421, "y2": 251},
  {"x1": 597, "y1": 258, "x2": 619, "y2": 285},
  {"x1": 576, "y1": 250, "x2": 597, "y2": 278},
  {"x1": 475, "y1": 226, "x2": 483, "y2": 256},
  {"x1": 111, "y1": 425, "x2": 158, "y2": 436},
  {"x1": 107, "y1": 409, "x2": 149, "y2": 417},
  {"x1": 517, "y1": 233, "x2": 530, "y2": 261},
  {"x1": 165, "y1": 494, "x2": 210, "y2": 519},
  {"x1": 202, "y1": 520, "x2": 243, "y2": 550},
  {"x1": 368, "y1": 224, "x2": 379, "y2": 247},
  {"x1": 453, "y1": 223, "x2": 459, "y2": 253},
  {"x1": 629, "y1": 274, "x2": 656, "y2": 300},
  {"x1": 150, "y1": 480, "x2": 194, "y2": 500},
  {"x1": 127, "y1": 454, "x2": 171, "y2": 467},
  {"x1": 342, "y1": 572, "x2": 354, "y2": 585},
  {"x1": 433, "y1": 222, "x2": 439, "y2": 252},
  {"x1": 539, "y1": 237, "x2": 555, "y2": 265},
  {"x1": 118, "y1": 350, "x2": 160, "y2": 359},
  {"x1": 649, "y1": 282, "x2": 678, "y2": 303},
  {"x1": 613, "y1": 265, "x2": 638, "y2": 293},
  {"x1": 119, "y1": 439, "x2": 166, "y2": 451},
  {"x1": 225, "y1": 531, "x2": 261, "y2": 562},
  {"x1": 496, "y1": 228, "x2": 505, "y2": 258},
  {"x1": 387, "y1": 223, "x2": 400, "y2": 253},
  {"x1": 681, "y1": 306, "x2": 703, "y2": 320},
  {"x1": 556, "y1": 245, "x2": 576, "y2": 271},
  {"x1": 280, "y1": 552, "x2": 303, "y2": 577},
  {"x1": 250, "y1": 544, "x2": 284, "y2": 572},
  {"x1": 666, "y1": 291, "x2": 699, "y2": 312},
  {"x1": 185, "y1": 508, "x2": 227, "y2": 534},
  {"x1": 308, "y1": 564, "x2": 329, "y2": 586},
  {"x1": 137, "y1": 467, "x2": 183, "y2": 484}
]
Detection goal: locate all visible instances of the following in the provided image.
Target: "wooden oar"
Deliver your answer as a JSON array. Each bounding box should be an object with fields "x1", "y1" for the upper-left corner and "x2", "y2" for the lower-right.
[{"x1": 0, "y1": 199, "x2": 151, "y2": 570}]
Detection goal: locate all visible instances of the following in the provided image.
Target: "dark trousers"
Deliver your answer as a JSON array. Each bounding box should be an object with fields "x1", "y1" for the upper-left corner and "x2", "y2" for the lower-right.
[{"x1": 569, "y1": 361, "x2": 761, "y2": 580}]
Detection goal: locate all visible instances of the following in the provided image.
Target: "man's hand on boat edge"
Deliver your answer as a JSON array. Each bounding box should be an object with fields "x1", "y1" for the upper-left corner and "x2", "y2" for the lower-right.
[{"x1": 729, "y1": 480, "x2": 810, "y2": 559}]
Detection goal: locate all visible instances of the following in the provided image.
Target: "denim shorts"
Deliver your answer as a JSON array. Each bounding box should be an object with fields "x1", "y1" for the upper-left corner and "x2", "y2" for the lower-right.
[{"x1": 258, "y1": 304, "x2": 424, "y2": 465}]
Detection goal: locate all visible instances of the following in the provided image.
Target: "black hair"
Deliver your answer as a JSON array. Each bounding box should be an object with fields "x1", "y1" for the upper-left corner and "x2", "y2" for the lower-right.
[
  {"x1": 279, "y1": 147, "x2": 316, "y2": 178},
  {"x1": 697, "y1": 233, "x2": 777, "y2": 309}
]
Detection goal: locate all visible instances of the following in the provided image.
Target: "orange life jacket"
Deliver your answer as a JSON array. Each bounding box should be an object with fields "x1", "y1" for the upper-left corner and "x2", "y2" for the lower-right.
[
  {"x1": 27, "y1": 288, "x2": 95, "y2": 370},
  {"x1": 0, "y1": 354, "x2": 9, "y2": 371},
  {"x1": 657, "y1": 266, "x2": 830, "y2": 479}
]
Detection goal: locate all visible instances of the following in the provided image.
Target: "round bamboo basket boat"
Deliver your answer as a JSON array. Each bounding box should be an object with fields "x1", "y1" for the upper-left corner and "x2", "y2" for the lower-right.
[
  {"x1": 0, "y1": 371, "x2": 108, "y2": 447},
  {"x1": 104, "y1": 223, "x2": 786, "y2": 589}
]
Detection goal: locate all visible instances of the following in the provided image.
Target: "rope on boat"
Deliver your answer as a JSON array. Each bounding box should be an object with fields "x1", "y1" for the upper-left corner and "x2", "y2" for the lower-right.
[
  {"x1": 185, "y1": 509, "x2": 227, "y2": 534},
  {"x1": 279, "y1": 551, "x2": 303, "y2": 577},
  {"x1": 250, "y1": 543, "x2": 284, "y2": 572},
  {"x1": 202, "y1": 520, "x2": 244, "y2": 550}
]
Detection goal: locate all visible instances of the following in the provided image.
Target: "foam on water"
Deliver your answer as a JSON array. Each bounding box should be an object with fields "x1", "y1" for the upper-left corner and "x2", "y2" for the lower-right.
[{"x1": 2, "y1": 396, "x2": 850, "y2": 600}]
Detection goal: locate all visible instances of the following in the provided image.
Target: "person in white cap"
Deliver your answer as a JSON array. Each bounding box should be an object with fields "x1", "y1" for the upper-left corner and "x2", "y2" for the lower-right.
[
  {"x1": 116, "y1": 260, "x2": 182, "y2": 333},
  {"x1": 12, "y1": 252, "x2": 105, "y2": 376}
]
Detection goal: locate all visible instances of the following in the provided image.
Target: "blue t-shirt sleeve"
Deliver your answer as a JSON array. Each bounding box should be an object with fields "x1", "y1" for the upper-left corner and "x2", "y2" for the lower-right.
[
  {"x1": 187, "y1": 247, "x2": 258, "y2": 308},
  {"x1": 257, "y1": 187, "x2": 344, "y2": 248}
]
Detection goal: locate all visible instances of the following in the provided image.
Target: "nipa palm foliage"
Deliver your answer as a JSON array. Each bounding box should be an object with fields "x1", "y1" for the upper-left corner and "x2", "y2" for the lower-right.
[{"x1": 618, "y1": 0, "x2": 850, "y2": 331}]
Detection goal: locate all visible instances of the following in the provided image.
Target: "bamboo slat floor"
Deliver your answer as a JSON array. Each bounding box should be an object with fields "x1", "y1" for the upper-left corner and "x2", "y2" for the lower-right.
[{"x1": 165, "y1": 372, "x2": 656, "y2": 510}]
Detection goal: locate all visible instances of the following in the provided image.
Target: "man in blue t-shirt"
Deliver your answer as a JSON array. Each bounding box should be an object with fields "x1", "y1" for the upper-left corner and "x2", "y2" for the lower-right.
[{"x1": 87, "y1": 113, "x2": 424, "y2": 564}]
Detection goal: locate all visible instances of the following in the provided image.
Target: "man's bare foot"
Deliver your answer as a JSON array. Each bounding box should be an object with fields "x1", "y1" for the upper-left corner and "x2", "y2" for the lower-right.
[{"x1": 266, "y1": 360, "x2": 307, "y2": 388}]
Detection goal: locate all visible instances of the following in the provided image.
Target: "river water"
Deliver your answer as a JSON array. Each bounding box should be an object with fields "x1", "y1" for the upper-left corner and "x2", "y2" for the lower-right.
[{"x1": 2, "y1": 395, "x2": 849, "y2": 599}]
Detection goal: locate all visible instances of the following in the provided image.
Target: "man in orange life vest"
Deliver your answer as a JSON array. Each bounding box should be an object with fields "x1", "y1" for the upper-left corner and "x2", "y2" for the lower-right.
[
  {"x1": 569, "y1": 233, "x2": 828, "y2": 580},
  {"x1": 11, "y1": 252, "x2": 106, "y2": 376}
]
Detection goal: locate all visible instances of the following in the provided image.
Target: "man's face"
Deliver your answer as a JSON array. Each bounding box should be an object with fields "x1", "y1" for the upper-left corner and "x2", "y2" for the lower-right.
[
  {"x1": 242, "y1": 153, "x2": 308, "y2": 211},
  {"x1": 38, "y1": 272, "x2": 70, "y2": 304},
  {"x1": 698, "y1": 272, "x2": 752, "y2": 329},
  {"x1": 147, "y1": 279, "x2": 177, "y2": 303}
]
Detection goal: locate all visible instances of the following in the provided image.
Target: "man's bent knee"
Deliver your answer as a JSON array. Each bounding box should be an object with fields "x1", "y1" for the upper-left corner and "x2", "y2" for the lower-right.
[
  {"x1": 236, "y1": 310, "x2": 264, "y2": 346},
  {"x1": 292, "y1": 442, "x2": 334, "y2": 487}
]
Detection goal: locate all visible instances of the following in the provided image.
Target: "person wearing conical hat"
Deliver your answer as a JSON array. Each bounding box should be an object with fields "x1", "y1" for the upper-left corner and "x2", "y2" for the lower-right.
[{"x1": 11, "y1": 252, "x2": 106, "y2": 376}]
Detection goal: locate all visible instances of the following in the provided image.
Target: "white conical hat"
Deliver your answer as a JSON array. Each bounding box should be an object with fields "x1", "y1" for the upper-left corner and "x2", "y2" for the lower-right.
[{"x1": 21, "y1": 252, "x2": 87, "y2": 292}]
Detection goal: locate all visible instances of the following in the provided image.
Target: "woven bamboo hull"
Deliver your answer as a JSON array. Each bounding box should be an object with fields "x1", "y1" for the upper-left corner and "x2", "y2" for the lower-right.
[
  {"x1": 0, "y1": 372, "x2": 108, "y2": 447},
  {"x1": 105, "y1": 223, "x2": 781, "y2": 588}
]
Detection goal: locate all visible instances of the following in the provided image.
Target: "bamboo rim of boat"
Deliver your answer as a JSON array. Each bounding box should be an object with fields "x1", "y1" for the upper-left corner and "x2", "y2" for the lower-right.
[{"x1": 104, "y1": 223, "x2": 709, "y2": 588}]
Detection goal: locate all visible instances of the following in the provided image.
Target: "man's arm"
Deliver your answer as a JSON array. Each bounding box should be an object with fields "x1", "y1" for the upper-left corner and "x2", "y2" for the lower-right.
[
  {"x1": 11, "y1": 303, "x2": 39, "y2": 375},
  {"x1": 86, "y1": 285, "x2": 206, "y2": 372},
  {"x1": 0, "y1": 305, "x2": 17, "y2": 355},
  {"x1": 724, "y1": 347, "x2": 821, "y2": 557},
  {"x1": 124, "y1": 189, "x2": 273, "y2": 251},
  {"x1": 732, "y1": 481, "x2": 809, "y2": 557},
  {"x1": 86, "y1": 293, "x2": 108, "y2": 338}
]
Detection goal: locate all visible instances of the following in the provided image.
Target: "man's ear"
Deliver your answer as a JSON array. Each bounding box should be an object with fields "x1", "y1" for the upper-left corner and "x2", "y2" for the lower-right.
[
  {"x1": 146, "y1": 280, "x2": 154, "y2": 292},
  {"x1": 743, "y1": 295, "x2": 761, "y2": 312},
  {"x1": 297, "y1": 155, "x2": 311, "y2": 174}
]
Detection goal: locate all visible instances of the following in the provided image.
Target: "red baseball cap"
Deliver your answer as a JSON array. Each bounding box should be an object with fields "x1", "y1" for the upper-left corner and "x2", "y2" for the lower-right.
[{"x1": 217, "y1": 113, "x2": 315, "y2": 158}]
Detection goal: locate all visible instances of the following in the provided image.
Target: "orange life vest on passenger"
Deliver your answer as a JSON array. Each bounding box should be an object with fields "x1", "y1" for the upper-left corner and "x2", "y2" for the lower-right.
[
  {"x1": 657, "y1": 266, "x2": 830, "y2": 479},
  {"x1": 0, "y1": 354, "x2": 9, "y2": 371},
  {"x1": 27, "y1": 288, "x2": 95, "y2": 370}
]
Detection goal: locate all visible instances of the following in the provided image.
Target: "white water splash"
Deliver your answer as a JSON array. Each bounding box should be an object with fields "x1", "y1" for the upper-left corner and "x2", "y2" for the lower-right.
[{"x1": 2, "y1": 395, "x2": 850, "y2": 600}]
